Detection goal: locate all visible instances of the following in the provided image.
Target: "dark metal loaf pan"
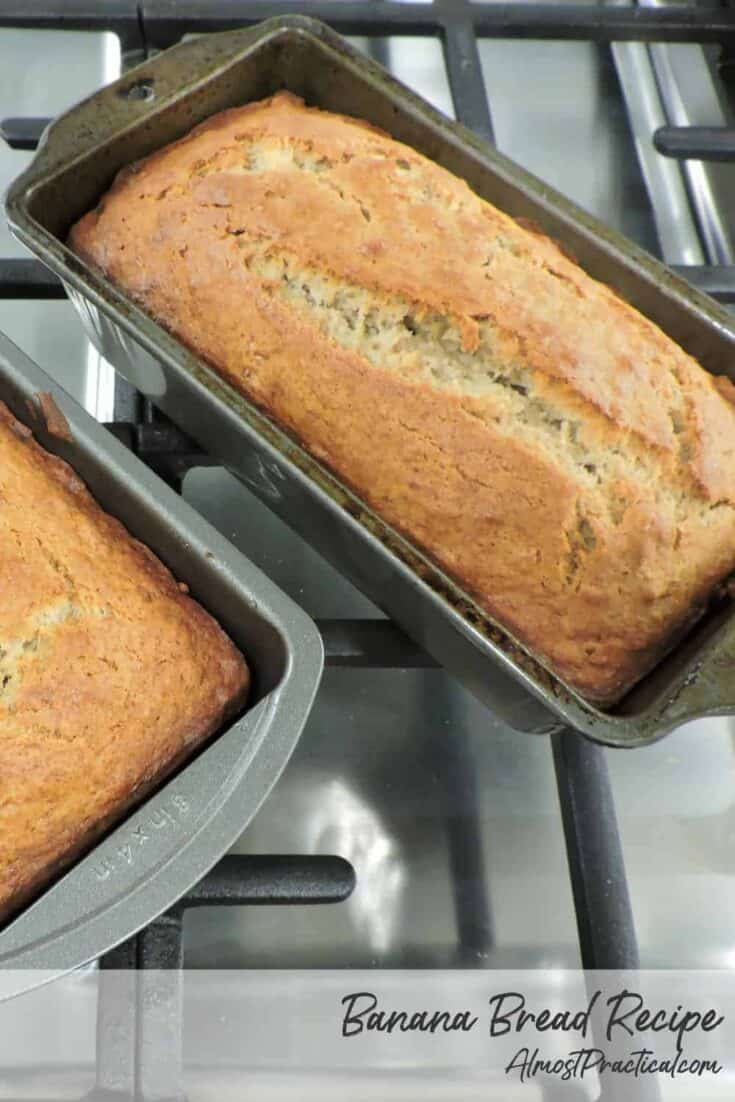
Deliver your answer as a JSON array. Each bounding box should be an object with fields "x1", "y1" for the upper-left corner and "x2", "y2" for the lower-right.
[
  {"x1": 6, "y1": 16, "x2": 735, "y2": 748},
  {"x1": 0, "y1": 333, "x2": 323, "y2": 987}
]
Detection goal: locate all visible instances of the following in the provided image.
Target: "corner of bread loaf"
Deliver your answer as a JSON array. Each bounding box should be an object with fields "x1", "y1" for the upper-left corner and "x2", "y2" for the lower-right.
[{"x1": 268, "y1": 89, "x2": 306, "y2": 109}]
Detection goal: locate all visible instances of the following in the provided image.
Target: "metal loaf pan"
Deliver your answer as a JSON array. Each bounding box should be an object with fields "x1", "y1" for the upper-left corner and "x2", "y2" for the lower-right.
[
  {"x1": 6, "y1": 16, "x2": 735, "y2": 748},
  {"x1": 0, "y1": 334, "x2": 323, "y2": 984}
]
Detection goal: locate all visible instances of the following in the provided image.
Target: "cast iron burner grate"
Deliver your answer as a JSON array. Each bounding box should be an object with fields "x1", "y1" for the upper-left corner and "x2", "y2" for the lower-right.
[{"x1": 1, "y1": 4, "x2": 734, "y2": 1100}]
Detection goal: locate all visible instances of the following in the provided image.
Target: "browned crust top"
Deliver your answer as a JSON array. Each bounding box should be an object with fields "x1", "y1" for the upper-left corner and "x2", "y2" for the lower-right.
[
  {"x1": 69, "y1": 91, "x2": 735, "y2": 702},
  {"x1": 0, "y1": 400, "x2": 249, "y2": 919}
]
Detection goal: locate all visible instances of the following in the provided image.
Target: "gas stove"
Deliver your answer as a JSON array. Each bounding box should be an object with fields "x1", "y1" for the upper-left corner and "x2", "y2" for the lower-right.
[{"x1": 0, "y1": 3, "x2": 734, "y2": 1099}]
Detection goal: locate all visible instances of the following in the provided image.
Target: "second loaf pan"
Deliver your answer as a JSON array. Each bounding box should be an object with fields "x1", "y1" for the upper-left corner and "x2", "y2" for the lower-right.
[
  {"x1": 0, "y1": 334, "x2": 323, "y2": 991},
  {"x1": 6, "y1": 16, "x2": 735, "y2": 747}
]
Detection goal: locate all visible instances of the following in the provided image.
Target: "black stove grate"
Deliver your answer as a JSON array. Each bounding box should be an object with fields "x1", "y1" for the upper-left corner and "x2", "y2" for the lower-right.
[{"x1": 1, "y1": 5, "x2": 734, "y2": 1099}]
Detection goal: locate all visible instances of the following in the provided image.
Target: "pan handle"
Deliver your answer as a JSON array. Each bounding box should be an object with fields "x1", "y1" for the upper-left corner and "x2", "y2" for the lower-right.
[
  {"x1": 658, "y1": 611, "x2": 735, "y2": 732},
  {"x1": 18, "y1": 16, "x2": 315, "y2": 178}
]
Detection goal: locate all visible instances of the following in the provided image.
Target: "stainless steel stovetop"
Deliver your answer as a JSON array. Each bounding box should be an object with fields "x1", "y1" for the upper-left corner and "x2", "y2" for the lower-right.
[{"x1": 1, "y1": 4, "x2": 734, "y2": 983}]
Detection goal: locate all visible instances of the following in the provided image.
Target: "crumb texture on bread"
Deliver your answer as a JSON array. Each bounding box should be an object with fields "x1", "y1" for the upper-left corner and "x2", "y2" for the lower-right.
[
  {"x1": 0, "y1": 402, "x2": 249, "y2": 921},
  {"x1": 69, "y1": 90, "x2": 735, "y2": 702}
]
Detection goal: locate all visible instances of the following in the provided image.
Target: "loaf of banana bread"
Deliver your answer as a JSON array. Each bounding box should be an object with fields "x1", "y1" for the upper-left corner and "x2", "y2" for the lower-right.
[
  {"x1": 0, "y1": 401, "x2": 249, "y2": 922},
  {"x1": 69, "y1": 91, "x2": 735, "y2": 703}
]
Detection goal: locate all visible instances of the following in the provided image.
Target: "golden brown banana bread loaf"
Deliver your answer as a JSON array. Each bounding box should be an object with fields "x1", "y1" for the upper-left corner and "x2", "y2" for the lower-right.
[
  {"x1": 69, "y1": 91, "x2": 735, "y2": 703},
  {"x1": 0, "y1": 401, "x2": 249, "y2": 921}
]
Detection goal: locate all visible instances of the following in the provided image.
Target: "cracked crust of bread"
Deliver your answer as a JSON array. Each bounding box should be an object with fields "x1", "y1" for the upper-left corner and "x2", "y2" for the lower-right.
[
  {"x1": 69, "y1": 90, "x2": 735, "y2": 703},
  {"x1": 0, "y1": 401, "x2": 249, "y2": 922}
]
